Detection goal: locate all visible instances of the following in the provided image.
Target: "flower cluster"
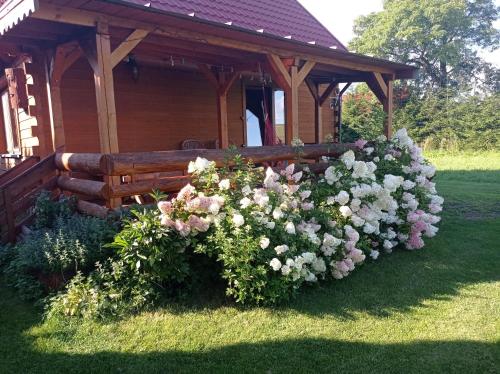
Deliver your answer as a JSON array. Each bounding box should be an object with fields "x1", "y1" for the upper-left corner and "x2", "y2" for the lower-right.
[{"x1": 153, "y1": 129, "x2": 443, "y2": 304}]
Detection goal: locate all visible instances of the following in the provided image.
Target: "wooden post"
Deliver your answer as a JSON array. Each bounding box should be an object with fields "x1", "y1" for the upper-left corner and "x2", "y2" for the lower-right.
[
  {"x1": 93, "y1": 23, "x2": 119, "y2": 154},
  {"x1": 197, "y1": 64, "x2": 238, "y2": 148},
  {"x1": 49, "y1": 41, "x2": 82, "y2": 151},
  {"x1": 305, "y1": 79, "x2": 322, "y2": 143},
  {"x1": 266, "y1": 55, "x2": 315, "y2": 144},
  {"x1": 383, "y1": 80, "x2": 393, "y2": 139},
  {"x1": 366, "y1": 72, "x2": 393, "y2": 139},
  {"x1": 217, "y1": 88, "x2": 229, "y2": 148}
]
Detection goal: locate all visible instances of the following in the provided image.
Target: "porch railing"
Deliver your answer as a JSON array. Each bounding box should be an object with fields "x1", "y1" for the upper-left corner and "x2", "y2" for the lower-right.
[
  {"x1": 1, "y1": 144, "x2": 356, "y2": 242},
  {"x1": 54, "y1": 144, "x2": 355, "y2": 206},
  {"x1": 0, "y1": 154, "x2": 58, "y2": 243}
]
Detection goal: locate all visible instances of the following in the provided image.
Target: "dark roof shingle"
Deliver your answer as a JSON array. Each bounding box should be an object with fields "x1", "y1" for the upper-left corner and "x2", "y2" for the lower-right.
[{"x1": 125, "y1": 0, "x2": 346, "y2": 50}]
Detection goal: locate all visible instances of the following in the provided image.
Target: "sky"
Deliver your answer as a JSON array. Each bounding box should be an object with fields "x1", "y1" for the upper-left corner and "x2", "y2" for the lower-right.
[{"x1": 297, "y1": 0, "x2": 500, "y2": 67}]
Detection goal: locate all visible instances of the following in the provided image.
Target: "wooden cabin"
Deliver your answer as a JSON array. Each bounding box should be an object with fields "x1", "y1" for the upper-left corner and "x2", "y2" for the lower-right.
[{"x1": 0, "y1": 0, "x2": 417, "y2": 242}]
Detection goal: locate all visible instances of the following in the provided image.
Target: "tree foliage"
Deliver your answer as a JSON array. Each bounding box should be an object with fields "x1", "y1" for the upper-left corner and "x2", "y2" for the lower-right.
[
  {"x1": 342, "y1": 87, "x2": 500, "y2": 151},
  {"x1": 350, "y1": 0, "x2": 499, "y2": 92}
]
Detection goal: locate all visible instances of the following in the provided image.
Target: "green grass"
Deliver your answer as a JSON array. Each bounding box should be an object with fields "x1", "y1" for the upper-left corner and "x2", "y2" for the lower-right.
[{"x1": 1, "y1": 152, "x2": 499, "y2": 373}]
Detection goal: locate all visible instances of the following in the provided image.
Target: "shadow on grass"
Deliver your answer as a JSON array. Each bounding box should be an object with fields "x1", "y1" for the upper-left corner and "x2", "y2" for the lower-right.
[{"x1": 1, "y1": 332, "x2": 499, "y2": 373}]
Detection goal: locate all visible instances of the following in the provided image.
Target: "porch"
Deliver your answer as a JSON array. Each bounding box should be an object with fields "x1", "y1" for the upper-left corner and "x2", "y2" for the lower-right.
[{"x1": 0, "y1": 0, "x2": 417, "y2": 241}]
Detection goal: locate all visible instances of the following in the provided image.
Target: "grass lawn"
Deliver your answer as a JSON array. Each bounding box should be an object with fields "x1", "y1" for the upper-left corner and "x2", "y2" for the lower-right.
[{"x1": 1, "y1": 152, "x2": 499, "y2": 373}]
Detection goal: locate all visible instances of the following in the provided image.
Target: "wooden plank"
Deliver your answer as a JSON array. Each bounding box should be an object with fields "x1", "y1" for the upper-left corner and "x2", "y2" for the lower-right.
[
  {"x1": 110, "y1": 29, "x2": 149, "y2": 68},
  {"x1": 3, "y1": 188, "x2": 15, "y2": 242},
  {"x1": 12, "y1": 175, "x2": 58, "y2": 215},
  {"x1": 0, "y1": 156, "x2": 39, "y2": 187},
  {"x1": 2, "y1": 154, "x2": 56, "y2": 197}
]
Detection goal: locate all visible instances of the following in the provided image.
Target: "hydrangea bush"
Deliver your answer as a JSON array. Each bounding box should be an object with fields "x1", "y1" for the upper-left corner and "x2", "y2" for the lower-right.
[
  {"x1": 49, "y1": 129, "x2": 443, "y2": 316},
  {"x1": 156, "y1": 128, "x2": 443, "y2": 304}
]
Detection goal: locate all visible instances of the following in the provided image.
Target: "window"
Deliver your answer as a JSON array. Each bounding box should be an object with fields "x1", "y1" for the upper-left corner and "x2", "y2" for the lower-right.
[
  {"x1": 273, "y1": 90, "x2": 285, "y2": 143},
  {"x1": 1, "y1": 90, "x2": 20, "y2": 155},
  {"x1": 245, "y1": 109, "x2": 263, "y2": 147}
]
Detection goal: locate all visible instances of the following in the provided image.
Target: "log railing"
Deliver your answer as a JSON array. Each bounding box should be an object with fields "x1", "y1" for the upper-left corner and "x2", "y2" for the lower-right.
[
  {"x1": 0, "y1": 144, "x2": 356, "y2": 242},
  {"x1": 0, "y1": 154, "x2": 58, "y2": 243},
  {"x1": 53, "y1": 144, "x2": 355, "y2": 209}
]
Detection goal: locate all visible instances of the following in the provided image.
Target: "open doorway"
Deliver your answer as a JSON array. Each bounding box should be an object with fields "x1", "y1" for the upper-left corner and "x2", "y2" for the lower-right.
[{"x1": 245, "y1": 87, "x2": 285, "y2": 146}]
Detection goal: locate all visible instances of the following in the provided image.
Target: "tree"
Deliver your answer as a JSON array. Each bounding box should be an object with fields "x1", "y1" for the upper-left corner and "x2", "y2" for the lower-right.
[
  {"x1": 350, "y1": 0, "x2": 499, "y2": 92},
  {"x1": 341, "y1": 84, "x2": 386, "y2": 141}
]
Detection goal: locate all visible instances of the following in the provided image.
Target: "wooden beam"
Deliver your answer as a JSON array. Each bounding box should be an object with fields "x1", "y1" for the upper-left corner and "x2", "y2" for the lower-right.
[
  {"x1": 319, "y1": 81, "x2": 338, "y2": 106},
  {"x1": 197, "y1": 65, "x2": 238, "y2": 148},
  {"x1": 33, "y1": 4, "x2": 400, "y2": 76},
  {"x1": 217, "y1": 90, "x2": 229, "y2": 148},
  {"x1": 110, "y1": 29, "x2": 149, "y2": 68},
  {"x1": 51, "y1": 41, "x2": 82, "y2": 85},
  {"x1": 286, "y1": 65, "x2": 299, "y2": 143},
  {"x1": 49, "y1": 41, "x2": 82, "y2": 151},
  {"x1": 266, "y1": 54, "x2": 291, "y2": 88},
  {"x1": 219, "y1": 71, "x2": 238, "y2": 96},
  {"x1": 373, "y1": 72, "x2": 387, "y2": 98},
  {"x1": 297, "y1": 60, "x2": 316, "y2": 85},
  {"x1": 197, "y1": 63, "x2": 220, "y2": 89},
  {"x1": 24, "y1": 53, "x2": 53, "y2": 157},
  {"x1": 79, "y1": 23, "x2": 121, "y2": 208},
  {"x1": 90, "y1": 23, "x2": 119, "y2": 154},
  {"x1": 383, "y1": 80, "x2": 393, "y2": 139},
  {"x1": 266, "y1": 56, "x2": 315, "y2": 144}
]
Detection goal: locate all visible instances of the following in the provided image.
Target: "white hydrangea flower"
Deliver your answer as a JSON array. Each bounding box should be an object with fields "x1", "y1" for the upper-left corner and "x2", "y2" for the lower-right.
[
  {"x1": 281, "y1": 264, "x2": 291, "y2": 275},
  {"x1": 285, "y1": 221, "x2": 296, "y2": 234},
  {"x1": 240, "y1": 197, "x2": 252, "y2": 209},
  {"x1": 269, "y1": 258, "x2": 282, "y2": 271},
  {"x1": 339, "y1": 205, "x2": 353, "y2": 217},
  {"x1": 336, "y1": 190, "x2": 350, "y2": 206},
  {"x1": 260, "y1": 237, "x2": 270, "y2": 249},
  {"x1": 341, "y1": 150, "x2": 356, "y2": 169},
  {"x1": 218, "y1": 179, "x2": 230, "y2": 190},
  {"x1": 232, "y1": 213, "x2": 245, "y2": 227},
  {"x1": 275, "y1": 244, "x2": 289, "y2": 255},
  {"x1": 312, "y1": 257, "x2": 327, "y2": 273},
  {"x1": 188, "y1": 157, "x2": 212, "y2": 174}
]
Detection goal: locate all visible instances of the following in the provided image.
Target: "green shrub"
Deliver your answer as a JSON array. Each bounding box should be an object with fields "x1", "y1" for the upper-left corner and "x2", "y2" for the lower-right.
[
  {"x1": 47, "y1": 260, "x2": 155, "y2": 319},
  {"x1": 49, "y1": 207, "x2": 193, "y2": 318},
  {"x1": 3, "y1": 198, "x2": 119, "y2": 300},
  {"x1": 33, "y1": 191, "x2": 77, "y2": 229}
]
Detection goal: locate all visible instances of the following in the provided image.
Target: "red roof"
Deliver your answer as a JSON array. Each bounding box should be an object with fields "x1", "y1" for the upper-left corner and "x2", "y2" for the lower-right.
[{"x1": 124, "y1": 0, "x2": 347, "y2": 50}]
